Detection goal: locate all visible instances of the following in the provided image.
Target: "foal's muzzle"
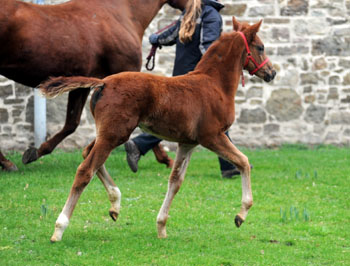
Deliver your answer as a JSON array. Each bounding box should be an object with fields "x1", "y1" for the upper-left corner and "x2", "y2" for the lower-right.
[{"x1": 264, "y1": 70, "x2": 276, "y2": 82}]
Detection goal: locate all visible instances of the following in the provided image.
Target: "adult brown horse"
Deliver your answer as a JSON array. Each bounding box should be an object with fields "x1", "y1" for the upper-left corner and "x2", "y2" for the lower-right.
[
  {"x1": 39, "y1": 17, "x2": 276, "y2": 242},
  {"x1": 0, "y1": 0, "x2": 175, "y2": 171}
]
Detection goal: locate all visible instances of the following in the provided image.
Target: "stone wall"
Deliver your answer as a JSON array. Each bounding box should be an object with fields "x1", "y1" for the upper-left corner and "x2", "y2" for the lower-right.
[{"x1": 1, "y1": 0, "x2": 350, "y2": 152}]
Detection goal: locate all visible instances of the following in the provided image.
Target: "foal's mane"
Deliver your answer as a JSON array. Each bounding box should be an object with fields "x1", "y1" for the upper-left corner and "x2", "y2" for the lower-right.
[
  {"x1": 194, "y1": 19, "x2": 261, "y2": 75},
  {"x1": 194, "y1": 31, "x2": 244, "y2": 73}
]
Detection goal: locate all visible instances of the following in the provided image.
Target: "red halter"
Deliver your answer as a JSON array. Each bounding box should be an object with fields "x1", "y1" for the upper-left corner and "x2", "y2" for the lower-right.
[{"x1": 238, "y1": 31, "x2": 269, "y2": 86}]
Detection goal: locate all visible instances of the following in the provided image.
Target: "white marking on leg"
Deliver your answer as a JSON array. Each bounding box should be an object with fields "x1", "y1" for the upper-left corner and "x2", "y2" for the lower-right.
[
  {"x1": 204, "y1": 135, "x2": 253, "y2": 223},
  {"x1": 107, "y1": 185, "x2": 121, "y2": 213},
  {"x1": 51, "y1": 183, "x2": 85, "y2": 242},
  {"x1": 57, "y1": 212, "x2": 69, "y2": 228},
  {"x1": 51, "y1": 207, "x2": 70, "y2": 242},
  {"x1": 97, "y1": 165, "x2": 121, "y2": 218},
  {"x1": 239, "y1": 161, "x2": 253, "y2": 220}
]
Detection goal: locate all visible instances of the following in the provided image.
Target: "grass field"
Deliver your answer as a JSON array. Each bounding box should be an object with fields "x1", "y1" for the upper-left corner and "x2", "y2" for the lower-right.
[{"x1": 0, "y1": 145, "x2": 349, "y2": 265}]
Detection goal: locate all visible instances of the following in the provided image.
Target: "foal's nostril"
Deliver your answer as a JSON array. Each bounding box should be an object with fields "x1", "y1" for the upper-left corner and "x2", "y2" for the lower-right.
[
  {"x1": 271, "y1": 70, "x2": 276, "y2": 79},
  {"x1": 264, "y1": 70, "x2": 276, "y2": 82}
]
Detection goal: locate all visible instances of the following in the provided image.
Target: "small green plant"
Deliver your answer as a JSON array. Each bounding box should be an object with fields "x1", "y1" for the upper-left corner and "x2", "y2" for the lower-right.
[
  {"x1": 280, "y1": 206, "x2": 309, "y2": 223},
  {"x1": 40, "y1": 204, "x2": 47, "y2": 217},
  {"x1": 40, "y1": 199, "x2": 48, "y2": 219},
  {"x1": 295, "y1": 169, "x2": 319, "y2": 180},
  {"x1": 280, "y1": 207, "x2": 287, "y2": 223},
  {"x1": 295, "y1": 169, "x2": 302, "y2": 179},
  {"x1": 303, "y1": 208, "x2": 310, "y2": 222}
]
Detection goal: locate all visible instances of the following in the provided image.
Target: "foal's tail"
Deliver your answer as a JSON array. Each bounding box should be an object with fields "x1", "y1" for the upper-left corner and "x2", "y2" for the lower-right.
[{"x1": 39, "y1": 76, "x2": 104, "y2": 98}]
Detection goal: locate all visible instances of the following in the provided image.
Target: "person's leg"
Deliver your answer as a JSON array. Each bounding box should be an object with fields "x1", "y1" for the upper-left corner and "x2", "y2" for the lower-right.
[
  {"x1": 218, "y1": 131, "x2": 240, "y2": 178},
  {"x1": 125, "y1": 133, "x2": 162, "y2": 172},
  {"x1": 133, "y1": 133, "x2": 162, "y2": 155}
]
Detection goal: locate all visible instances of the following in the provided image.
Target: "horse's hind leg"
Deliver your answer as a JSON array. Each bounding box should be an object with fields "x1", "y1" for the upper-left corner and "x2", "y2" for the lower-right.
[
  {"x1": 23, "y1": 89, "x2": 89, "y2": 164},
  {"x1": 201, "y1": 133, "x2": 252, "y2": 228},
  {"x1": 51, "y1": 138, "x2": 116, "y2": 242},
  {"x1": 157, "y1": 143, "x2": 196, "y2": 238}
]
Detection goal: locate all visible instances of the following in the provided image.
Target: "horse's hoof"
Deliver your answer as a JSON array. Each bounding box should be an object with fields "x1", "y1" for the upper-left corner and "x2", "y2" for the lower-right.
[
  {"x1": 22, "y1": 147, "x2": 39, "y2": 164},
  {"x1": 2, "y1": 162, "x2": 18, "y2": 172},
  {"x1": 6, "y1": 164, "x2": 18, "y2": 172},
  {"x1": 109, "y1": 210, "x2": 119, "y2": 222},
  {"x1": 234, "y1": 215, "x2": 244, "y2": 228}
]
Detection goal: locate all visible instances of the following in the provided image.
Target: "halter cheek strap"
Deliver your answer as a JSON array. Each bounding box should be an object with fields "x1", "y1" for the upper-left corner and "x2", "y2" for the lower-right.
[{"x1": 238, "y1": 31, "x2": 270, "y2": 76}]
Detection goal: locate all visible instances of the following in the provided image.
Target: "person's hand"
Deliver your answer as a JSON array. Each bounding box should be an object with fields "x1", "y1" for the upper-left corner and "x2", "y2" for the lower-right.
[{"x1": 149, "y1": 33, "x2": 159, "y2": 45}]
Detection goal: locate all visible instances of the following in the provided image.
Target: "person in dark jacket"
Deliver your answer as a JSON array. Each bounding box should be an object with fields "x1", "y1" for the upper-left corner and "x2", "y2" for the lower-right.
[{"x1": 125, "y1": 0, "x2": 240, "y2": 178}]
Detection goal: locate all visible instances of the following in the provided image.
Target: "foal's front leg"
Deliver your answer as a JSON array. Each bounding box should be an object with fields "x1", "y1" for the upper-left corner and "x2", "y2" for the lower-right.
[
  {"x1": 201, "y1": 133, "x2": 253, "y2": 227},
  {"x1": 157, "y1": 144, "x2": 196, "y2": 238}
]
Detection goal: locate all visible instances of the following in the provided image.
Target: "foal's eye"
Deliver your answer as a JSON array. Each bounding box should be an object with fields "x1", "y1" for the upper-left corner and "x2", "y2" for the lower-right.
[{"x1": 257, "y1": 45, "x2": 264, "y2": 52}]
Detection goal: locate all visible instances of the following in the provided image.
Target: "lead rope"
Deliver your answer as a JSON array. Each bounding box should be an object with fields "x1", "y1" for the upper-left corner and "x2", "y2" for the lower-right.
[
  {"x1": 241, "y1": 70, "x2": 245, "y2": 87},
  {"x1": 145, "y1": 20, "x2": 177, "y2": 71},
  {"x1": 145, "y1": 45, "x2": 159, "y2": 71}
]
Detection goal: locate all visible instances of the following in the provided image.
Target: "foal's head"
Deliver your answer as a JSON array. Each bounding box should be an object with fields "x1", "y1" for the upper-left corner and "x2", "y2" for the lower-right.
[{"x1": 232, "y1": 17, "x2": 276, "y2": 82}]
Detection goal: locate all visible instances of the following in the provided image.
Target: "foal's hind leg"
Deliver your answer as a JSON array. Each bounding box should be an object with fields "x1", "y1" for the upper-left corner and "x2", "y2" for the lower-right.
[
  {"x1": 157, "y1": 144, "x2": 196, "y2": 238},
  {"x1": 96, "y1": 165, "x2": 121, "y2": 221},
  {"x1": 83, "y1": 141, "x2": 121, "y2": 221},
  {"x1": 201, "y1": 133, "x2": 252, "y2": 228},
  {"x1": 23, "y1": 89, "x2": 89, "y2": 164},
  {"x1": 51, "y1": 139, "x2": 116, "y2": 242}
]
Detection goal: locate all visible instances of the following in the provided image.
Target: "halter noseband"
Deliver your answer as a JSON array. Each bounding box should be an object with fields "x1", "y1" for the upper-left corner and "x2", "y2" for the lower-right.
[{"x1": 238, "y1": 31, "x2": 269, "y2": 76}]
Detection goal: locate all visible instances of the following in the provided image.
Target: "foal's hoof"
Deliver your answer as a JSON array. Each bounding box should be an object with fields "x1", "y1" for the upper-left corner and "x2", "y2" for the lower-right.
[
  {"x1": 157, "y1": 231, "x2": 167, "y2": 239},
  {"x1": 234, "y1": 215, "x2": 244, "y2": 228},
  {"x1": 157, "y1": 221, "x2": 167, "y2": 238},
  {"x1": 50, "y1": 236, "x2": 60, "y2": 243},
  {"x1": 157, "y1": 227, "x2": 167, "y2": 239},
  {"x1": 22, "y1": 147, "x2": 39, "y2": 164},
  {"x1": 109, "y1": 210, "x2": 119, "y2": 222}
]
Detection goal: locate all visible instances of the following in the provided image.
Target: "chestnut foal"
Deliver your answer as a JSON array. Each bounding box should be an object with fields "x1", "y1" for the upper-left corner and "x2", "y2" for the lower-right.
[
  {"x1": 40, "y1": 18, "x2": 276, "y2": 242},
  {"x1": 0, "y1": 0, "x2": 173, "y2": 171}
]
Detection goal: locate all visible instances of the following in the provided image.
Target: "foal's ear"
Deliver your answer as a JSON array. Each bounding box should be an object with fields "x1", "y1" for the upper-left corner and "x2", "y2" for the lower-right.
[
  {"x1": 232, "y1": 17, "x2": 242, "y2": 32},
  {"x1": 245, "y1": 20, "x2": 262, "y2": 42}
]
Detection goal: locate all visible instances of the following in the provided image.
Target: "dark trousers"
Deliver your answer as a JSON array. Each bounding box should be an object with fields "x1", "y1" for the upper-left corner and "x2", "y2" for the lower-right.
[{"x1": 132, "y1": 132, "x2": 236, "y2": 171}]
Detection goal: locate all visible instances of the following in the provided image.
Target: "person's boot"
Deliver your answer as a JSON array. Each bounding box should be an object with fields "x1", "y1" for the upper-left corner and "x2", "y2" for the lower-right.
[
  {"x1": 221, "y1": 169, "x2": 241, "y2": 178},
  {"x1": 124, "y1": 140, "x2": 141, "y2": 173}
]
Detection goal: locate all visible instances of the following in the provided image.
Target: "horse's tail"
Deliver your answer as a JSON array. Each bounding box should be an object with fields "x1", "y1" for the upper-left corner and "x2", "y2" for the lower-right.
[{"x1": 39, "y1": 76, "x2": 104, "y2": 98}]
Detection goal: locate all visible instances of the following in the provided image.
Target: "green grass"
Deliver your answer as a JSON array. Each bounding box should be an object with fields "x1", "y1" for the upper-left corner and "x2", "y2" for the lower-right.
[{"x1": 0, "y1": 145, "x2": 349, "y2": 265}]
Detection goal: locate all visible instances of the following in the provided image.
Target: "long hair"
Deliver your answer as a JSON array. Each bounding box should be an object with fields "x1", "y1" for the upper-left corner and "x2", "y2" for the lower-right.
[{"x1": 179, "y1": 0, "x2": 202, "y2": 43}]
